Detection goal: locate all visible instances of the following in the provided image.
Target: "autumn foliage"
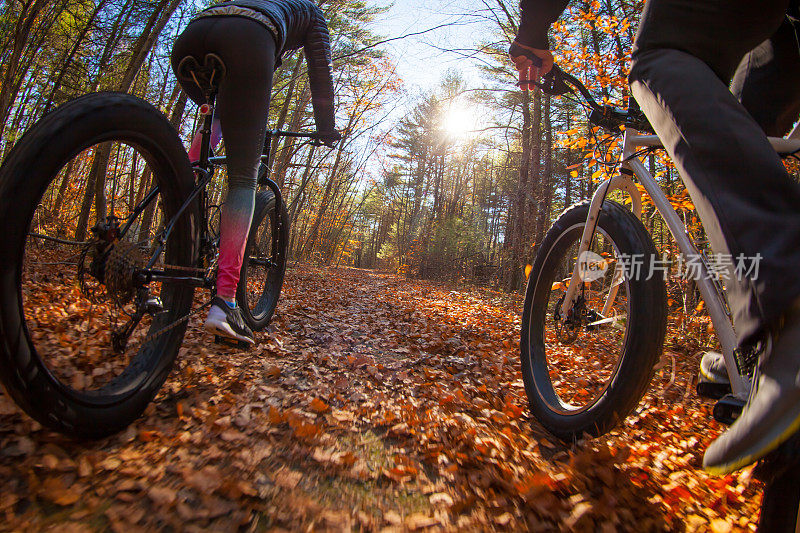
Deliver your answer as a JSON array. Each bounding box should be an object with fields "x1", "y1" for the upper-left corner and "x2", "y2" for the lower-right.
[{"x1": 0, "y1": 267, "x2": 762, "y2": 529}]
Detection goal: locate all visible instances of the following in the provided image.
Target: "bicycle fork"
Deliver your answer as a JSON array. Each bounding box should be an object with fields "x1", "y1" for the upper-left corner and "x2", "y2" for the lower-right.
[
  {"x1": 560, "y1": 128, "x2": 749, "y2": 399},
  {"x1": 559, "y1": 170, "x2": 642, "y2": 321}
]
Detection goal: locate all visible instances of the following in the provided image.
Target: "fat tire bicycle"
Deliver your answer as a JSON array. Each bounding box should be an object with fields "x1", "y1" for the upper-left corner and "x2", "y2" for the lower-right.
[
  {"x1": 520, "y1": 64, "x2": 800, "y2": 530},
  {"x1": 0, "y1": 57, "x2": 326, "y2": 439}
]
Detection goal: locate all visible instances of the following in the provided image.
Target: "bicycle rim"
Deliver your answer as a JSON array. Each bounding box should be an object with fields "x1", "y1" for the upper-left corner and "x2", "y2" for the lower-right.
[
  {"x1": 530, "y1": 223, "x2": 631, "y2": 414},
  {"x1": 21, "y1": 139, "x2": 192, "y2": 402},
  {"x1": 240, "y1": 193, "x2": 284, "y2": 327}
]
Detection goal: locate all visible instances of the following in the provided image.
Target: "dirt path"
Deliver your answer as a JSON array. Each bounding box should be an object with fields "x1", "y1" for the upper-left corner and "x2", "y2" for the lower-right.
[{"x1": 0, "y1": 266, "x2": 761, "y2": 531}]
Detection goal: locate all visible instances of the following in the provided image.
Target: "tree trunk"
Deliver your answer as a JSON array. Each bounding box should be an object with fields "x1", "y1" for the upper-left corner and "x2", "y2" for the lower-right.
[
  {"x1": 75, "y1": 143, "x2": 111, "y2": 240},
  {"x1": 288, "y1": 145, "x2": 318, "y2": 221},
  {"x1": 506, "y1": 88, "x2": 532, "y2": 291},
  {"x1": 115, "y1": 0, "x2": 183, "y2": 93},
  {"x1": 534, "y1": 94, "x2": 553, "y2": 246},
  {"x1": 0, "y1": 0, "x2": 53, "y2": 138},
  {"x1": 301, "y1": 146, "x2": 345, "y2": 256},
  {"x1": 44, "y1": 0, "x2": 110, "y2": 112},
  {"x1": 75, "y1": 0, "x2": 184, "y2": 239}
]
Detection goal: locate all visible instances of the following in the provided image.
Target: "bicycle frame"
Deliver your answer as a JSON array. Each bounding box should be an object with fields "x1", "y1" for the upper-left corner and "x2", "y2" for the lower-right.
[
  {"x1": 560, "y1": 127, "x2": 800, "y2": 400},
  {"x1": 126, "y1": 94, "x2": 314, "y2": 288}
]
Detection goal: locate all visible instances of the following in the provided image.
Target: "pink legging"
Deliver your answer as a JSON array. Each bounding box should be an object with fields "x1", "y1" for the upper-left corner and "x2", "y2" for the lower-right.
[{"x1": 187, "y1": 120, "x2": 252, "y2": 300}]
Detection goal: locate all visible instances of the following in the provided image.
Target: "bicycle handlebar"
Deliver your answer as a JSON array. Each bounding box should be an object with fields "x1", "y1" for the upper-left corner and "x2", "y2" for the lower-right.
[
  {"x1": 265, "y1": 128, "x2": 341, "y2": 148},
  {"x1": 519, "y1": 65, "x2": 653, "y2": 134}
]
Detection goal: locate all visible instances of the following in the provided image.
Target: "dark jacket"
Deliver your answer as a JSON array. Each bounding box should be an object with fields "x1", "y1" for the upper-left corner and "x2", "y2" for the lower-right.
[
  {"x1": 517, "y1": 0, "x2": 569, "y2": 49},
  {"x1": 518, "y1": 0, "x2": 800, "y2": 50},
  {"x1": 198, "y1": 0, "x2": 336, "y2": 133}
]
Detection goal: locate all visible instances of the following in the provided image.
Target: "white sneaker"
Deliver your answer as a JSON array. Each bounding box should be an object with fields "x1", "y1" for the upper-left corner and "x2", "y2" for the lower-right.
[{"x1": 204, "y1": 297, "x2": 255, "y2": 345}]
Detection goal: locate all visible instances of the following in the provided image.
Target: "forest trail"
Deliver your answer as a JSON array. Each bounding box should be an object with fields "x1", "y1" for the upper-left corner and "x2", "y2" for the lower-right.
[{"x1": 0, "y1": 267, "x2": 761, "y2": 531}]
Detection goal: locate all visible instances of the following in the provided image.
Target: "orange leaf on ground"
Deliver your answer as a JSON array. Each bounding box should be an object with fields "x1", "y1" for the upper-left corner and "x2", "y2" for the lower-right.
[
  {"x1": 268, "y1": 406, "x2": 286, "y2": 424},
  {"x1": 310, "y1": 398, "x2": 331, "y2": 414},
  {"x1": 40, "y1": 477, "x2": 83, "y2": 506},
  {"x1": 138, "y1": 429, "x2": 160, "y2": 442}
]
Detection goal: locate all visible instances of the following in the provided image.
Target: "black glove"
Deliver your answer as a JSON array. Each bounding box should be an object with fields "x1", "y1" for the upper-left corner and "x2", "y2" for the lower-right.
[
  {"x1": 319, "y1": 130, "x2": 341, "y2": 148},
  {"x1": 509, "y1": 41, "x2": 544, "y2": 68}
]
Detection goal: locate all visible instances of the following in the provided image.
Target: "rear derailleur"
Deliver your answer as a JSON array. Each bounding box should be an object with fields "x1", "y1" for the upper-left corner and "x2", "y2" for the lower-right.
[
  {"x1": 111, "y1": 287, "x2": 164, "y2": 353},
  {"x1": 82, "y1": 217, "x2": 165, "y2": 353}
]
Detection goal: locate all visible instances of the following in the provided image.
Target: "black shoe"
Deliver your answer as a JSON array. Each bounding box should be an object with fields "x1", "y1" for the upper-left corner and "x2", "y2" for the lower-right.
[
  {"x1": 204, "y1": 297, "x2": 255, "y2": 345},
  {"x1": 704, "y1": 301, "x2": 800, "y2": 474},
  {"x1": 699, "y1": 351, "x2": 730, "y2": 386}
]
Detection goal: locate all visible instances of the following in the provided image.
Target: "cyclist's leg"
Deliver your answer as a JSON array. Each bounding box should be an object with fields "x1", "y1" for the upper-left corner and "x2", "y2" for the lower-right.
[
  {"x1": 170, "y1": 16, "x2": 276, "y2": 342},
  {"x1": 629, "y1": 0, "x2": 800, "y2": 348},
  {"x1": 731, "y1": 17, "x2": 800, "y2": 137},
  {"x1": 202, "y1": 19, "x2": 276, "y2": 303},
  {"x1": 629, "y1": 0, "x2": 800, "y2": 475}
]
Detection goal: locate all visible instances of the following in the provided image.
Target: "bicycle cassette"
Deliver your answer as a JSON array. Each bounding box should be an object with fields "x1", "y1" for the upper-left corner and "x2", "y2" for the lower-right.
[{"x1": 104, "y1": 240, "x2": 146, "y2": 305}]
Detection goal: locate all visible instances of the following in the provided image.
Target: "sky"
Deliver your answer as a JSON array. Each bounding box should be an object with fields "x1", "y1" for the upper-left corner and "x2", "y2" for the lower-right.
[
  {"x1": 340, "y1": 1, "x2": 516, "y2": 181},
  {"x1": 373, "y1": 0, "x2": 503, "y2": 94}
]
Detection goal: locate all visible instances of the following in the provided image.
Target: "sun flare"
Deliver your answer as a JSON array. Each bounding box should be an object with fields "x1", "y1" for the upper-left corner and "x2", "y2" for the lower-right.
[{"x1": 442, "y1": 102, "x2": 480, "y2": 138}]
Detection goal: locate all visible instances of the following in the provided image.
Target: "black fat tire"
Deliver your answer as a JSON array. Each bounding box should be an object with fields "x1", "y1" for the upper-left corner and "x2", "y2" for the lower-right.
[
  {"x1": 755, "y1": 436, "x2": 800, "y2": 532},
  {"x1": 0, "y1": 92, "x2": 199, "y2": 438},
  {"x1": 236, "y1": 190, "x2": 288, "y2": 331},
  {"x1": 521, "y1": 200, "x2": 667, "y2": 441}
]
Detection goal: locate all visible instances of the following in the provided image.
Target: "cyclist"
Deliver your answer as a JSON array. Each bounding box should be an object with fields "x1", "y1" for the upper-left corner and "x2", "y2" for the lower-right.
[
  {"x1": 170, "y1": 0, "x2": 340, "y2": 345},
  {"x1": 511, "y1": 0, "x2": 800, "y2": 475}
]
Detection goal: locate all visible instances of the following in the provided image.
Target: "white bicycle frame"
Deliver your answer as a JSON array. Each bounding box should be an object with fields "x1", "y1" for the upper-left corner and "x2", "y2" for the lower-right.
[{"x1": 559, "y1": 126, "x2": 800, "y2": 400}]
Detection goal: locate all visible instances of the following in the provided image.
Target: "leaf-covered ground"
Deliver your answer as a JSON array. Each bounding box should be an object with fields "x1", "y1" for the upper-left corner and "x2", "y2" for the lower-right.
[{"x1": 0, "y1": 266, "x2": 761, "y2": 531}]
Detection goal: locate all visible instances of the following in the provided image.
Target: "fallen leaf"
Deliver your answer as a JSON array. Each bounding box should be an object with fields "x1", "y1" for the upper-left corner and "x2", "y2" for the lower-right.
[
  {"x1": 405, "y1": 513, "x2": 439, "y2": 530},
  {"x1": 138, "y1": 429, "x2": 160, "y2": 442},
  {"x1": 148, "y1": 486, "x2": 177, "y2": 507},
  {"x1": 40, "y1": 477, "x2": 83, "y2": 506},
  {"x1": 309, "y1": 398, "x2": 331, "y2": 414},
  {"x1": 429, "y1": 492, "x2": 454, "y2": 507},
  {"x1": 275, "y1": 469, "x2": 302, "y2": 489},
  {"x1": 183, "y1": 466, "x2": 223, "y2": 493}
]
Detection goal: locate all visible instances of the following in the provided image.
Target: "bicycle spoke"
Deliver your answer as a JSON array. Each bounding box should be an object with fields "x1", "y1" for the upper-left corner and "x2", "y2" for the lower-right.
[{"x1": 21, "y1": 141, "x2": 182, "y2": 392}]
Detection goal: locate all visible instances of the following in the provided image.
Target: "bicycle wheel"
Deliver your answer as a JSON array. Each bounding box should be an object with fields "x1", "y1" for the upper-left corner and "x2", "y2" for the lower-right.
[
  {"x1": 521, "y1": 200, "x2": 667, "y2": 441},
  {"x1": 237, "y1": 190, "x2": 289, "y2": 331},
  {"x1": 0, "y1": 92, "x2": 199, "y2": 438},
  {"x1": 758, "y1": 463, "x2": 800, "y2": 532}
]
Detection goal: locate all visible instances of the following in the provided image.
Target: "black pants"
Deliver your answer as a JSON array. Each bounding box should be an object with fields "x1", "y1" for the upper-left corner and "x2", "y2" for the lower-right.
[
  {"x1": 629, "y1": 0, "x2": 800, "y2": 346},
  {"x1": 171, "y1": 16, "x2": 276, "y2": 190},
  {"x1": 170, "y1": 16, "x2": 277, "y2": 299}
]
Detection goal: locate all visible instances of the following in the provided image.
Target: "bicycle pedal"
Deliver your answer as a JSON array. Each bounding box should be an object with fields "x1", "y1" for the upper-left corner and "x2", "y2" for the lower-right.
[
  {"x1": 712, "y1": 394, "x2": 746, "y2": 425},
  {"x1": 697, "y1": 380, "x2": 732, "y2": 400},
  {"x1": 214, "y1": 335, "x2": 253, "y2": 350}
]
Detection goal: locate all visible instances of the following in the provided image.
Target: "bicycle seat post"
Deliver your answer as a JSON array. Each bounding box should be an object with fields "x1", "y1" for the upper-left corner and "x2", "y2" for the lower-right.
[{"x1": 197, "y1": 89, "x2": 217, "y2": 169}]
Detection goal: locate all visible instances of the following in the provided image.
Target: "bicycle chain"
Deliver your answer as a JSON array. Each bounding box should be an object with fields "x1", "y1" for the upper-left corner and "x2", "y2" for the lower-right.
[
  {"x1": 156, "y1": 263, "x2": 209, "y2": 274},
  {"x1": 135, "y1": 261, "x2": 216, "y2": 345},
  {"x1": 139, "y1": 299, "x2": 212, "y2": 345},
  {"x1": 76, "y1": 227, "x2": 218, "y2": 348}
]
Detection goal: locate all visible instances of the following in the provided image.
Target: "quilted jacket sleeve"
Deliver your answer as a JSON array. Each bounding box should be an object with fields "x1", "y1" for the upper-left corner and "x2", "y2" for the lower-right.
[
  {"x1": 303, "y1": 5, "x2": 336, "y2": 134},
  {"x1": 517, "y1": 0, "x2": 570, "y2": 49}
]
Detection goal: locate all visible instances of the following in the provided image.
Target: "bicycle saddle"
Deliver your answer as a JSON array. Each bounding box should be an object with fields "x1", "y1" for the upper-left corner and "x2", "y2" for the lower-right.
[{"x1": 177, "y1": 53, "x2": 226, "y2": 95}]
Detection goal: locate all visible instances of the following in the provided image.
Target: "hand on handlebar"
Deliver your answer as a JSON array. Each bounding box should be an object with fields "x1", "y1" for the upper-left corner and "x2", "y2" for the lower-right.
[
  {"x1": 509, "y1": 41, "x2": 554, "y2": 91},
  {"x1": 319, "y1": 130, "x2": 341, "y2": 148}
]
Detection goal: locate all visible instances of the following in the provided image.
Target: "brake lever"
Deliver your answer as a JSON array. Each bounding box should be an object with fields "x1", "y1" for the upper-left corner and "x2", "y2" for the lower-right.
[
  {"x1": 539, "y1": 68, "x2": 573, "y2": 96},
  {"x1": 516, "y1": 65, "x2": 572, "y2": 96}
]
